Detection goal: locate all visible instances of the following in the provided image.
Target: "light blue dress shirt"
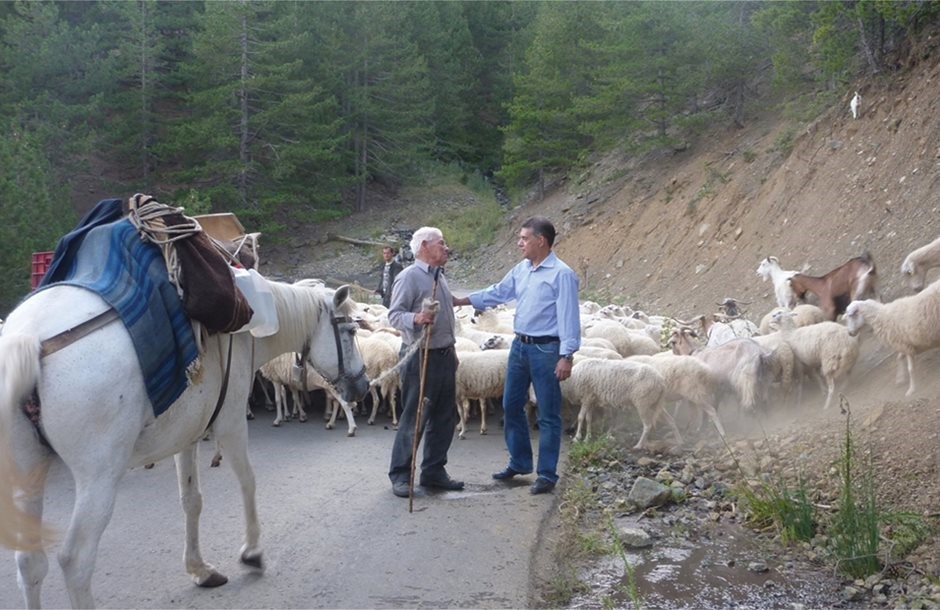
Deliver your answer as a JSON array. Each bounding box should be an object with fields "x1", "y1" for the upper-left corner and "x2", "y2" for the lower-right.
[{"x1": 468, "y1": 251, "x2": 581, "y2": 357}]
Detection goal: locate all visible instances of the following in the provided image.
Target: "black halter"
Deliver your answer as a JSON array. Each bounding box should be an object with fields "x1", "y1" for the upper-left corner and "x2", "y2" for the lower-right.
[{"x1": 301, "y1": 312, "x2": 365, "y2": 390}]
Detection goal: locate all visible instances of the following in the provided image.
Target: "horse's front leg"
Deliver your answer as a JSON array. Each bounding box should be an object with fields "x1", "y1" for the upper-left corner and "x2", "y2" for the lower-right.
[{"x1": 174, "y1": 445, "x2": 228, "y2": 588}]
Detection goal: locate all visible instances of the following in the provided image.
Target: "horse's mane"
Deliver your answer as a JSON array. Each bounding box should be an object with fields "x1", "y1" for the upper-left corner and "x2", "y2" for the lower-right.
[{"x1": 264, "y1": 279, "x2": 352, "y2": 342}]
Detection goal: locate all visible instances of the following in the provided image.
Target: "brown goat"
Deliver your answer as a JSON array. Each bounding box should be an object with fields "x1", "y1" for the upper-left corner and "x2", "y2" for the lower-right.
[{"x1": 786, "y1": 252, "x2": 877, "y2": 321}]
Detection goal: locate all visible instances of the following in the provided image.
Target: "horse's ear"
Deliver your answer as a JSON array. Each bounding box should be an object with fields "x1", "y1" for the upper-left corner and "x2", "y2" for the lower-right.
[{"x1": 333, "y1": 285, "x2": 351, "y2": 309}]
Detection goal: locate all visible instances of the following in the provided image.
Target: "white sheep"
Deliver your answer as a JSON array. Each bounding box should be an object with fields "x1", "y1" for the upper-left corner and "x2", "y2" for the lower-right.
[
  {"x1": 770, "y1": 310, "x2": 859, "y2": 410},
  {"x1": 356, "y1": 335, "x2": 401, "y2": 426},
  {"x1": 260, "y1": 353, "x2": 358, "y2": 436},
  {"x1": 455, "y1": 349, "x2": 509, "y2": 439},
  {"x1": 756, "y1": 256, "x2": 799, "y2": 309},
  {"x1": 567, "y1": 358, "x2": 680, "y2": 450},
  {"x1": 455, "y1": 335, "x2": 482, "y2": 352},
  {"x1": 900, "y1": 235, "x2": 940, "y2": 292},
  {"x1": 470, "y1": 307, "x2": 515, "y2": 334},
  {"x1": 583, "y1": 320, "x2": 659, "y2": 357},
  {"x1": 759, "y1": 304, "x2": 826, "y2": 334},
  {"x1": 575, "y1": 345, "x2": 623, "y2": 360},
  {"x1": 628, "y1": 353, "x2": 726, "y2": 437},
  {"x1": 844, "y1": 278, "x2": 940, "y2": 396}
]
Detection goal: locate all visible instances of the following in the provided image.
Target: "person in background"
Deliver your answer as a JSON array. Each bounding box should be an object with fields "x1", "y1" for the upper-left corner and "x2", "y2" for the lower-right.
[
  {"x1": 376, "y1": 245, "x2": 404, "y2": 308},
  {"x1": 453, "y1": 216, "x2": 580, "y2": 495},
  {"x1": 387, "y1": 227, "x2": 463, "y2": 498}
]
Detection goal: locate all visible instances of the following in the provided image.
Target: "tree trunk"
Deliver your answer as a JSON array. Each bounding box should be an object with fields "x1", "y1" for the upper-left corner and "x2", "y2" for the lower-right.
[{"x1": 238, "y1": 10, "x2": 250, "y2": 208}]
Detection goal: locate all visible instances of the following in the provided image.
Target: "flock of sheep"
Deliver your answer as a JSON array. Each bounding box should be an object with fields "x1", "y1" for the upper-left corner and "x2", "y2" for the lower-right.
[{"x1": 258, "y1": 234, "x2": 940, "y2": 451}]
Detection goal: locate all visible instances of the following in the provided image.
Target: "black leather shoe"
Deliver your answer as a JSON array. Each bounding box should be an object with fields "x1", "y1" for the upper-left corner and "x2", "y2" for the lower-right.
[
  {"x1": 420, "y1": 475, "x2": 465, "y2": 491},
  {"x1": 530, "y1": 477, "x2": 556, "y2": 495},
  {"x1": 492, "y1": 466, "x2": 530, "y2": 480},
  {"x1": 392, "y1": 481, "x2": 410, "y2": 498}
]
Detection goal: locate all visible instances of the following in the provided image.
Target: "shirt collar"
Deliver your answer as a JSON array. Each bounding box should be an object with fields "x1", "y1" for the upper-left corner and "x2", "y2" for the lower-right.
[
  {"x1": 415, "y1": 259, "x2": 438, "y2": 275},
  {"x1": 525, "y1": 250, "x2": 558, "y2": 271}
]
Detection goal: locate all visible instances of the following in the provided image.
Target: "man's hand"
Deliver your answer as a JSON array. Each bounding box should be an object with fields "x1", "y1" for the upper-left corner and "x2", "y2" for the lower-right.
[
  {"x1": 414, "y1": 310, "x2": 436, "y2": 325},
  {"x1": 555, "y1": 357, "x2": 572, "y2": 381}
]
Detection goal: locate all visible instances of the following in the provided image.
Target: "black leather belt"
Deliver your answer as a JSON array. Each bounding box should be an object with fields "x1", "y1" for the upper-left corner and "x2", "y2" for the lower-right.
[
  {"x1": 515, "y1": 333, "x2": 559, "y2": 345},
  {"x1": 424, "y1": 345, "x2": 454, "y2": 355}
]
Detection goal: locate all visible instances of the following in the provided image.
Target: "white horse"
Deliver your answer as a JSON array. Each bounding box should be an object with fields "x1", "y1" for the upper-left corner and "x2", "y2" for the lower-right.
[{"x1": 0, "y1": 279, "x2": 368, "y2": 608}]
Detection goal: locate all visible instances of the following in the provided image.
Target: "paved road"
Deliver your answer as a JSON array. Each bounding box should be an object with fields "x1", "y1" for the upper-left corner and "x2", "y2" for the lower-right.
[{"x1": 0, "y1": 407, "x2": 563, "y2": 609}]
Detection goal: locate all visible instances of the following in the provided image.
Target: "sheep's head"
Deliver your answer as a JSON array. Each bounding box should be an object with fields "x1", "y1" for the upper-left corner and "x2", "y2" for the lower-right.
[
  {"x1": 843, "y1": 302, "x2": 865, "y2": 336},
  {"x1": 768, "y1": 309, "x2": 796, "y2": 331},
  {"x1": 479, "y1": 335, "x2": 508, "y2": 351},
  {"x1": 901, "y1": 258, "x2": 926, "y2": 292}
]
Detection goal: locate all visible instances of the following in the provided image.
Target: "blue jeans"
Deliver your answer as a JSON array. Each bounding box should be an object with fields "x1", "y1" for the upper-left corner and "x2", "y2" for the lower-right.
[{"x1": 501, "y1": 339, "x2": 562, "y2": 483}]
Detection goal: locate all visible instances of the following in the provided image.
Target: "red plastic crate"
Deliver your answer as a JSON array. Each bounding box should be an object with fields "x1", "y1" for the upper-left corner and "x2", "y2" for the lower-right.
[{"x1": 30, "y1": 251, "x2": 54, "y2": 290}]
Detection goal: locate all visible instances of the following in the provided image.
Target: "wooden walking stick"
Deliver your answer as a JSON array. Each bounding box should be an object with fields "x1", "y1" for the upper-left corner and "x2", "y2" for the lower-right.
[{"x1": 408, "y1": 267, "x2": 441, "y2": 512}]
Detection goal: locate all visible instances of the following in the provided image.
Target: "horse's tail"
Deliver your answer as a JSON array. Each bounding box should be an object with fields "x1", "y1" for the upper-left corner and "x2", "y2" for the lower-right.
[{"x1": 0, "y1": 333, "x2": 49, "y2": 550}]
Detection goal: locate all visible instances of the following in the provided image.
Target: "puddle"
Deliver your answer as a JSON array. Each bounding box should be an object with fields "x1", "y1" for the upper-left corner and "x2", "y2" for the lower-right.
[{"x1": 569, "y1": 515, "x2": 850, "y2": 610}]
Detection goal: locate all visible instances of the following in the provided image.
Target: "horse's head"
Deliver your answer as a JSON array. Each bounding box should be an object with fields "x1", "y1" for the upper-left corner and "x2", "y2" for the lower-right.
[{"x1": 303, "y1": 284, "x2": 369, "y2": 404}]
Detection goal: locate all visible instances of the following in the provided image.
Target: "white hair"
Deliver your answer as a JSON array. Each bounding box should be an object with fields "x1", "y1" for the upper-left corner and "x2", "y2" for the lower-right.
[{"x1": 410, "y1": 226, "x2": 443, "y2": 260}]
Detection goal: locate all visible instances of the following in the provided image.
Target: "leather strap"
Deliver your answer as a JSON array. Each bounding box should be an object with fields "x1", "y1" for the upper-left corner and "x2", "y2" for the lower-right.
[
  {"x1": 40, "y1": 309, "x2": 121, "y2": 358},
  {"x1": 204, "y1": 334, "x2": 234, "y2": 433}
]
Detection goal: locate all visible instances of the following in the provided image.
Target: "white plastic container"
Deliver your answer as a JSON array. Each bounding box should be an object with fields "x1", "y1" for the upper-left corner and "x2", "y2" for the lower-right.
[{"x1": 232, "y1": 267, "x2": 279, "y2": 337}]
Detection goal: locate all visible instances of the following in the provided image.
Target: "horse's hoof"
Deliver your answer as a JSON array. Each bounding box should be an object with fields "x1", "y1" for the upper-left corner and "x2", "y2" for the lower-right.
[
  {"x1": 325, "y1": 423, "x2": 334, "y2": 430},
  {"x1": 247, "y1": 412, "x2": 255, "y2": 420},
  {"x1": 368, "y1": 419, "x2": 375, "y2": 425},
  {"x1": 272, "y1": 421, "x2": 281, "y2": 427},
  {"x1": 299, "y1": 416, "x2": 308, "y2": 423},
  {"x1": 241, "y1": 550, "x2": 264, "y2": 571},
  {"x1": 481, "y1": 430, "x2": 487, "y2": 436},
  {"x1": 144, "y1": 463, "x2": 155, "y2": 469},
  {"x1": 346, "y1": 429, "x2": 356, "y2": 437},
  {"x1": 210, "y1": 456, "x2": 222, "y2": 468},
  {"x1": 197, "y1": 571, "x2": 229, "y2": 588}
]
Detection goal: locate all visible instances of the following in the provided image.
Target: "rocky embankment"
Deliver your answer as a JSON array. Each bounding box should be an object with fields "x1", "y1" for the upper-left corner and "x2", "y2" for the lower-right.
[{"x1": 557, "y1": 433, "x2": 940, "y2": 610}]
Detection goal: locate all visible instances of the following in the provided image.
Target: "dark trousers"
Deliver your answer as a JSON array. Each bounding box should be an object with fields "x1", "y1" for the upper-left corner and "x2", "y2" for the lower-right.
[{"x1": 388, "y1": 347, "x2": 458, "y2": 484}]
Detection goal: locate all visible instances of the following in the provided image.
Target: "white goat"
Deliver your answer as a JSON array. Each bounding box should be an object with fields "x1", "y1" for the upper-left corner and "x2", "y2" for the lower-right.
[
  {"x1": 770, "y1": 310, "x2": 859, "y2": 410},
  {"x1": 757, "y1": 256, "x2": 799, "y2": 309},
  {"x1": 568, "y1": 358, "x2": 680, "y2": 450},
  {"x1": 901, "y1": 236, "x2": 940, "y2": 292},
  {"x1": 844, "y1": 278, "x2": 940, "y2": 396},
  {"x1": 705, "y1": 318, "x2": 760, "y2": 348},
  {"x1": 850, "y1": 91, "x2": 861, "y2": 119}
]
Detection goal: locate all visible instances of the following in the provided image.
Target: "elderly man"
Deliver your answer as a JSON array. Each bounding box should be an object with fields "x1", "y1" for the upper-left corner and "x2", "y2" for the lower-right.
[
  {"x1": 387, "y1": 226, "x2": 463, "y2": 497},
  {"x1": 454, "y1": 216, "x2": 580, "y2": 495}
]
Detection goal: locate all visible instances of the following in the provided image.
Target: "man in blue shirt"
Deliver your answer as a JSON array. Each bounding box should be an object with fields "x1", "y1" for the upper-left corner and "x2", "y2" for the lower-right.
[{"x1": 454, "y1": 216, "x2": 580, "y2": 494}]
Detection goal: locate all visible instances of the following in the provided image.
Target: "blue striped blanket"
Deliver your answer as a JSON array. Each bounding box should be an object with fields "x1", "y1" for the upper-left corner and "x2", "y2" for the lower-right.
[{"x1": 37, "y1": 213, "x2": 199, "y2": 417}]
